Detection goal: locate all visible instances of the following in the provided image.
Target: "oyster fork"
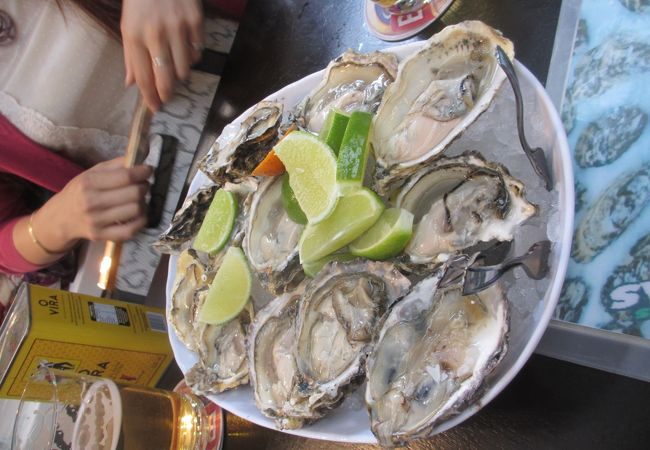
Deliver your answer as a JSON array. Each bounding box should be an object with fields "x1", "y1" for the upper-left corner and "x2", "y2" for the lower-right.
[
  {"x1": 462, "y1": 240, "x2": 551, "y2": 295},
  {"x1": 495, "y1": 46, "x2": 553, "y2": 191}
]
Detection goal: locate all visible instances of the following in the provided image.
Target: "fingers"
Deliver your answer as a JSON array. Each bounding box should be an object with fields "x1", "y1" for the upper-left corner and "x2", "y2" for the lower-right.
[
  {"x1": 92, "y1": 198, "x2": 147, "y2": 228},
  {"x1": 169, "y1": 22, "x2": 193, "y2": 80},
  {"x1": 89, "y1": 182, "x2": 150, "y2": 210},
  {"x1": 89, "y1": 216, "x2": 148, "y2": 242},
  {"x1": 146, "y1": 29, "x2": 176, "y2": 103},
  {"x1": 123, "y1": 41, "x2": 134, "y2": 87},
  {"x1": 84, "y1": 165, "x2": 153, "y2": 191},
  {"x1": 121, "y1": 0, "x2": 204, "y2": 110},
  {"x1": 187, "y1": 6, "x2": 204, "y2": 63},
  {"x1": 132, "y1": 40, "x2": 162, "y2": 111}
]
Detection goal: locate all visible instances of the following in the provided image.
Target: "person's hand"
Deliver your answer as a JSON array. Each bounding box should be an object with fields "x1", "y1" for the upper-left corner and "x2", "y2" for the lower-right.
[
  {"x1": 121, "y1": 0, "x2": 204, "y2": 111},
  {"x1": 41, "y1": 157, "x2": 153, "y2": 246}
]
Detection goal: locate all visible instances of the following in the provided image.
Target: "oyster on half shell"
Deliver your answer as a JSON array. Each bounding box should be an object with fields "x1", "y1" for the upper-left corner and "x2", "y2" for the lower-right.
[
  {"x1": 154, "y1": 184, "x2": 218, "y2": 254},
  {"x1": 168, "y1": 249, "x2": 212, "y2": 352},
  {"x1": 247, "y1": 287, "x2": 305, "y2": 430},
  {"x1": 243, "y1": 176, "x2": 304, "y2": 295},
  {"x1": 396, "y1": 152, "x2": 536, "y2": 269},
  {"x1": 290, "y1": 261, "x2": 410, "y2": 424},
  {"x1": 154, "y1": 178, "x2": 258, "y2": 255},
  {"x1": 372, "y1": 21, "x2": 514, "y2": 193},
  {"x1": 366, "y1": 271, "x2": 508, "y2": 447},
  {"x1": 199, "y1": 101, "x2": 283, "y2": 185},
  {"x1": 295, "y1": 50, "x2": 398, "y2": 133},
  {"x1": 185, "y1": 302, "x2": 254, "y2": 395},
  {"x1": 248, "y1": 261, "x2": 410, "y2": 429}
]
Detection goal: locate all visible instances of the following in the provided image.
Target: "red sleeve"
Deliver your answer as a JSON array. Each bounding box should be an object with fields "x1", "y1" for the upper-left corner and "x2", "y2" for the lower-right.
[
  {"x1": 0, "y1": 114, "x2": 82, "y2": 275},
  {"x1": 0, "y1": 216, "x2": 47, "y2": 275},
  {"x1": 0, "y1": 177, "x2": 47, "y2": 274}
]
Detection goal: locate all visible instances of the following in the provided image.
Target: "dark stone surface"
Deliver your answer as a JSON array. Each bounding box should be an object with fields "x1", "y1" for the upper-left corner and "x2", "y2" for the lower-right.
[{"x1": 222, "y1": 354, "x2": 650, "y2": 449}]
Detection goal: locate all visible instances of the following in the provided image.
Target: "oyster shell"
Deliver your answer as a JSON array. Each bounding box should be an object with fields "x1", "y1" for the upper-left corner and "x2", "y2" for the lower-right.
[
  {"x1": 247, "y1": 260, "x2": 410, "y2": 429},
  {"x1": 365, "y1": 272, "x2": 508, "y2": 446},
  {"x1": 290, "y1": 261, "x2": 410, "y2": 423},
  {"x1": 199, "y1": 101, "x2": 283, "y2": 185},
  {"x1": 243, "y1": 176, "x2": 304, "y2": 295},
  {"x1": 153, "y1": 184, "x2": 218, "y2": 254},
  {"x1": 396, "y1": 152, "x2": 536, "y2": 268},
  {"x1": 154, "y1": 178, "x2": 258, "y2": 255},
  {"x1": 186, "y1": 303, "x2": 254, "y2": 395},
  {"x1": 168, "y1": 180, "x2": 258, "y2": 395},
  {"x1": 295, "y1": 50, "x2": 398, "y2": 133},
  {"x1": 247, "y1": 288, "x2": 306, "y2": 429},
  {"x1": 371, "y1": 21, "x2": 514, "y2": 193},
  {"x1": 168, "y1": 249, "x2": 211, "y2": 352}
]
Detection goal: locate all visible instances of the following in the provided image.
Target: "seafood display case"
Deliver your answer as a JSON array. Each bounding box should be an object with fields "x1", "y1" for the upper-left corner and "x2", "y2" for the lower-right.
[{"x1": 539, "y1": 0, "x2": 650, "y2": 382}]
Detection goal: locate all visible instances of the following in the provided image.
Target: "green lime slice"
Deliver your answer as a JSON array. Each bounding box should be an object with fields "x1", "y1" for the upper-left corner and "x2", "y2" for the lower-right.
[
  {"x1": 192, "y1": 189, "x2": 237, "y2": 255},
  {"x1": 319, "y1": 109, "x2": 350, "y2": 156},
  {"x1": 336, "y1": 111, "x2": 373, "y2": 195},
  {"x1": 349, "y1": 208, "x2": 414, "y2": 260},
  {"x1": 281, "y1": 173, "x2": 307, "y2": 225},
  {"x1": 299, "y1": 187, "x2": 384, "y2": 263},
  {"x1": 274, "y1": 131, "x2": 339, "y2": 224},
  {"x1": 197, "y1": 247, "x2": 252, "y2": 325},
  {"x1": 303, "y1": 252, "x2": 356, "y2": 278}
]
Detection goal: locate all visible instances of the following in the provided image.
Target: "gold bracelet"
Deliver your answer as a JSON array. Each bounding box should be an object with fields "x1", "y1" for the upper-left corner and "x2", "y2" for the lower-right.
[{"x1": 28, "y1": 212, "x2": 63, "y2": 256}]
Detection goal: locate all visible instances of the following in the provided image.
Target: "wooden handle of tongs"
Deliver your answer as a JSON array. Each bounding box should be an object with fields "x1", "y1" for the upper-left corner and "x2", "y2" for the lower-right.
[{"x1": 97, "y1": 98, "x2": 152, "y2": 293}]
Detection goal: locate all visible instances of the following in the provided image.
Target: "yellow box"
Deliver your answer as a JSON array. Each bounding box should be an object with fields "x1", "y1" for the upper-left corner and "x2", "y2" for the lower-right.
[{"x1": 0, "y1": 284, "x2": 173, "y2": 399}]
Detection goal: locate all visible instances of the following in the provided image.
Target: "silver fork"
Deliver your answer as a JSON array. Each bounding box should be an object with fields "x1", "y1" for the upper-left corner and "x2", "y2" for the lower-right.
[
  {"x1": 462, "y1": 240, "x2": 551, "y2": 295},
  {"x1": 495, "y1": 46, "x2": 553, "y2": 191}
]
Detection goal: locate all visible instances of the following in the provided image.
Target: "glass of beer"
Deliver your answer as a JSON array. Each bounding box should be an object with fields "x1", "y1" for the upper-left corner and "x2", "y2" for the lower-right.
[{"x1": 12, "y1": 367, "x2": 211, "y2": 450}]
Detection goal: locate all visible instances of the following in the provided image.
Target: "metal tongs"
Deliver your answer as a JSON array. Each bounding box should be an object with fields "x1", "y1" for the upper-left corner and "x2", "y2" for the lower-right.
[
  {"x1": 495, "y1": 46, "x2": 553, "y2": 191},
  {"x1": 440, "y1": 240, "x2": 551, "y2": 295}
]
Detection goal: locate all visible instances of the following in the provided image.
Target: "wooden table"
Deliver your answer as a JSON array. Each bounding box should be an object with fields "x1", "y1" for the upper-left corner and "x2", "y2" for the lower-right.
[{"x1": 173, "y1": 1, "x2": 650, "y2": 448}]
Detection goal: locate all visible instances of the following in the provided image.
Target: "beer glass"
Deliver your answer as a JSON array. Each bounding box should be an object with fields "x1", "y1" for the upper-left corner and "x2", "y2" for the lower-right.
[{"x1": 12, "y1": 368, "x2": 211, "y2": 450}]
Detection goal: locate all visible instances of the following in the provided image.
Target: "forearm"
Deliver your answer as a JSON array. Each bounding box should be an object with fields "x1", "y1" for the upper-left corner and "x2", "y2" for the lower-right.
[{"x1": 12, "y1": 204, "x2": 79, "y2": 267}]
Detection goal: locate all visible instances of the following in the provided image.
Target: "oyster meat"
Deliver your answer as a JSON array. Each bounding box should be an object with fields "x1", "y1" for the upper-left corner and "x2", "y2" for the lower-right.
[
  {"x1": 371, "y1": 21, "x2": 514, "y2": 192},
  {"x1": 199, "y1": 101, "x2": 283, "y2": 185},
  {"x1": 185, "y1": 303, "x2": 253, "y2": 395},
  {"x1": 397, "y1": 153, "x2": 536, "y2": 267},
  {"x1": 168, "y1": 249, "x2": 211, "y2": 352},
  {"x1": 248, "y1": 261, "x2": 410, "y2": 429},
  {"x1": 366, "y1": 272, "x2": 508, "y2": 446},
  {"x1": 295, "y1": 50, "x2": 398, "y2": 133},
  {"x1": 290, "y1": 261, "x2": 410, "y2": 423},
  {"x1": 247, "y1": 288, "x2": 305, "y2": 430},
  {"x1": 243, "y1": 176, "x2": 304, "y2": 295}
]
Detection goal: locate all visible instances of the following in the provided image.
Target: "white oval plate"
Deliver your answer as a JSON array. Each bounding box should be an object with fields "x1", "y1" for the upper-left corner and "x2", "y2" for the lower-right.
[{"x1": 166, "y1": 41, "x2": 574, "y2": 444}]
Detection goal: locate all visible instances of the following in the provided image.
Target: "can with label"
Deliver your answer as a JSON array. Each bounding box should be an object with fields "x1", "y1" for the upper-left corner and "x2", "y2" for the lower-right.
[{"x1": 0, "y1": 284, "x2": 173, "y2": 398}]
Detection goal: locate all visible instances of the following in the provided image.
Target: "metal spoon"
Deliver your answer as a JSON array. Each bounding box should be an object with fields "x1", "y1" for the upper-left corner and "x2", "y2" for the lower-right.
[
  {"x1": 462, "y1": 240, "x2": 551, "y2": 295},
  {"x1": 495, "y1": 46, "x2": 553, "y2": 191}
]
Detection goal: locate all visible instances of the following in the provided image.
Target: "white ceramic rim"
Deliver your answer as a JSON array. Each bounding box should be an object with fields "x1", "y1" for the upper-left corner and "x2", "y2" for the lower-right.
[{"x1": 165, "y1": 40, "x2": 575, "y2": 443}]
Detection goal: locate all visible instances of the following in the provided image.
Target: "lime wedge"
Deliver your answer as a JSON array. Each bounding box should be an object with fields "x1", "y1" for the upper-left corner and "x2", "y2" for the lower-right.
[
  {"x1": 336, "y1": 111, "x2": 373, "y2": 195},
  {"x1": 303, "y1": 252, "x2": 356, "y2": 278},
  {"x1": 274, "y1": 131, "x2": 339, "y2": 224},
  {"x1": 281, "y1": 173, "x2": 308, "y2": 225},
  {"x1": 319, "y1": 109, "x2": 350, "y2": 156},
  {"x1": 299, "y1": 187, "x2": 384, "y2": 263},
  {"x1": 198, "y1": 247, "x2": 252, "y2": 325},
  {"x1": 192, "y1": 189, "x2": 237, "y2": 255},
  {"x1": 349, "y1": 208, "x2": 414, "y2": 260}
]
